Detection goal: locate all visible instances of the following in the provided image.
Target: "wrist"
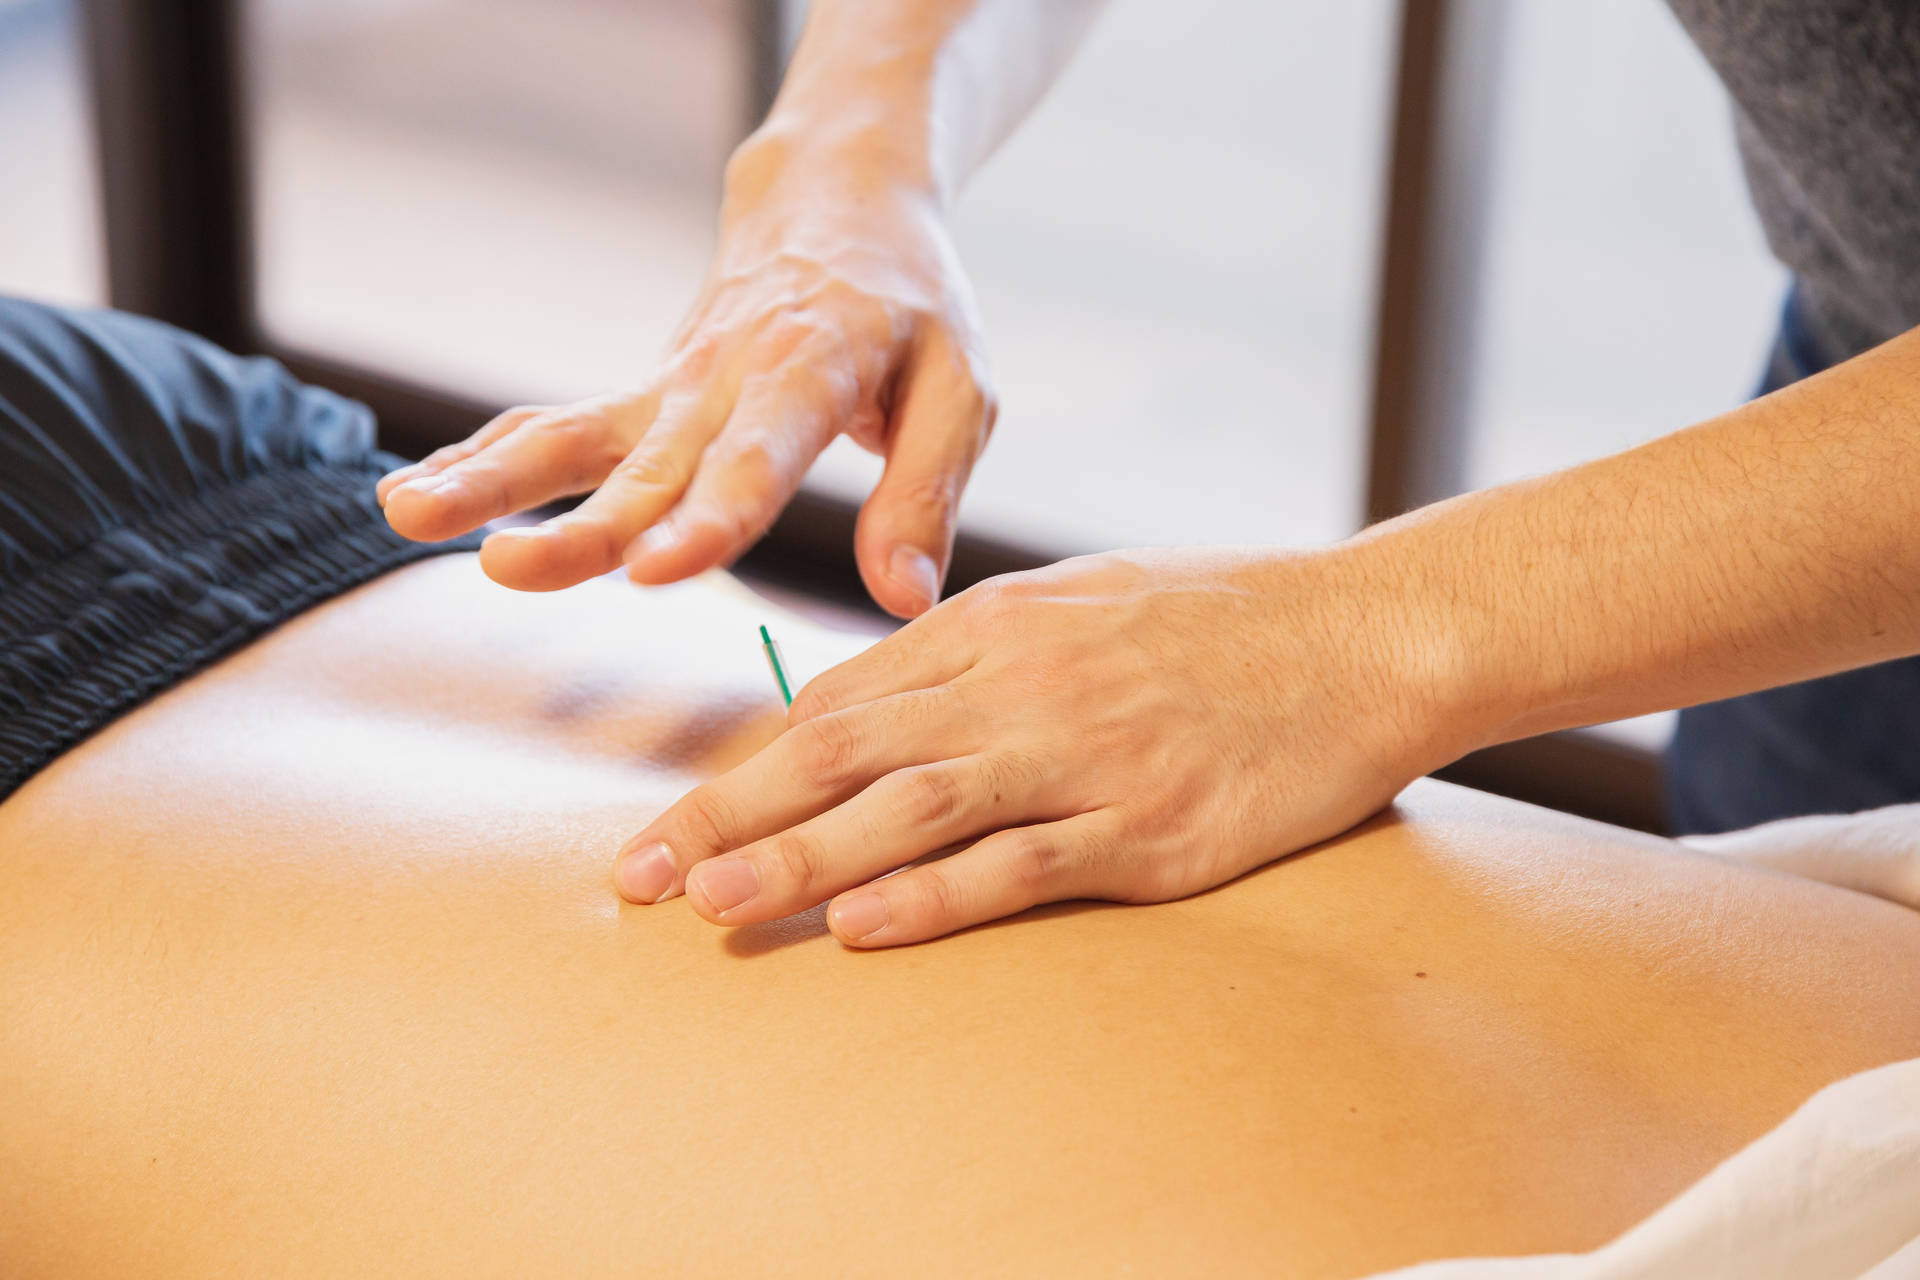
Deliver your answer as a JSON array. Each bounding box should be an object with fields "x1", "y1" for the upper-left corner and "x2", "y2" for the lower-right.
[
  {"x1": 1334, "y1": 508, "x2": 1521, "y2": 770},
  {"x1": 730, "y1": 49, "x2": 951, "y2": 201},
  {"x1": 722, "y1": 117, "x2": 944, "y2": 225}
]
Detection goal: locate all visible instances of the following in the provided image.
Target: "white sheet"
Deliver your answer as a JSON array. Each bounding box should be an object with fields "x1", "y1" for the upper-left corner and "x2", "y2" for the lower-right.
[{"x1": 1372, "y1": 807, "x2": 1920, "y2": 1280}]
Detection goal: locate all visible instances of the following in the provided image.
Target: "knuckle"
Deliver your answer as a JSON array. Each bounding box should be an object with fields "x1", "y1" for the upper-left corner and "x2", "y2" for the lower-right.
[
  {"x1": 892, "y1": 474, "x2": 959, "y2": 530},
  {"x1": 450, "y1": 456, "x2": 510, "y2": 509},
  {"x1": 960, "y1": 577, "x2": 1021, "y2": 623},
  {"x1": 1004, "y1": 830, "x2": 1073, "y2": 897},
  {"x1": 962, "y1": 578, "x2": 1004, "y2": 610},
  {"x1": 666, "y1": 337, "x2": 722, "y2": 382},
  {"x1": 750, "y1": 313, "x2": 817, "y2": 360},
  {"x1": 688, "y1": 492, "x2": 768, "y2": 555},
  {"x1": 674, "y1": 791, "x2": 739, "y2": 855},
  {"x1": 764, "y1": 832, "x2": 826, "y2": 892},
  {"x1": 525, "y1": 410, "x2": 599, "y2": 450},
  {"x1": 787, "y1": 677, "x2": 840, "y2": 724},
  {"x1": 582, "y1": 516, "x2": 638, "y2": 570},
  {"x1": 531, "y1": 413, "x2": 628, "y2": 476},
  {"x1": 791, "y1": 714, "x2": 863, "y2": 788},
  {"x1": 716, "y1": 435, "x2": 786, "y2": 500},
  {"x1": 783, "y1": 360, "x2": 859, "y2": 417},
  {"x1": 549, "y1": 506, "x2": 635, "y2": 570},
  {"x1": 898, "y1": 767, "x2": 966, "y2": 827},
  {"x1": 911, "y1": 863, "x2": 967, "y2": 926},
  {"x1": 731, "y1": 366, "x2": 781, "y2": 405},
  {"x1": 614, "y1": 446, "x2": 689, "y2": 492},
  {"x1": 810, "y1": 275, "x2": 864, "y2": 315}
]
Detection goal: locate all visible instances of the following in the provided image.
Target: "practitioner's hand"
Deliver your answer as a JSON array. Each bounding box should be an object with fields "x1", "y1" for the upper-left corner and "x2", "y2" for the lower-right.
[
  {"x1": 612, "y1": 547, "x2": 1477, "y2": 946},
  {"x1": 376, "y1": 130, "x2": 996, "y2": 618}
]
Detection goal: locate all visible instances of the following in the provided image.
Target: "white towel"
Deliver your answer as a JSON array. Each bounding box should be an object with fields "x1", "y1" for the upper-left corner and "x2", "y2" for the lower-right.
[{"x1": 1372, "y1": 806, "x2": 1920, "y2": 1280}]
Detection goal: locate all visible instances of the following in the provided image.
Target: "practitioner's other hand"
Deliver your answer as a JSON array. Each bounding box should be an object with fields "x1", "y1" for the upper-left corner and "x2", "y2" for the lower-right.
[
  {"x1": 612, "y1": 547, "x2": 1479, "y2": 946},
  {"x1": 376, "y1": 129, "x2": 995, "y2": 619}
]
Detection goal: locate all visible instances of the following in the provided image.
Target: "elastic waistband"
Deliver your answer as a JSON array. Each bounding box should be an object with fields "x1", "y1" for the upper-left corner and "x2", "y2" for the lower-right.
[{"x1": 0, "y1": 460, "x2": 481, "y2": 800}]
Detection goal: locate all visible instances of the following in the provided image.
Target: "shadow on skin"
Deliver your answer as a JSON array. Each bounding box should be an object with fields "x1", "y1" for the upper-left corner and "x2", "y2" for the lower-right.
[
  {"x1": 721, "y1": 897, "x2": 1117, "y2": 958},
  {"x1": 725, "y1": 903, "x2": 833, "y2": 955},
  {"x1": 716, "y1": 803, "x2": 1409, "y2": 960},
  {"x1": 1174, "y1": 801, "x2": 1405, "y2": 905},
  {"x1": 642, "y1": 697, "x2": 781, "y2": 771}
]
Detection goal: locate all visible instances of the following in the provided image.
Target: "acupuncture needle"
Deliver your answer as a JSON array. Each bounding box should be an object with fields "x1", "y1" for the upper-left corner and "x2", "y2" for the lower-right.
[{"x1": 760, "y1": 624, "x2": 794, "y2": 707}]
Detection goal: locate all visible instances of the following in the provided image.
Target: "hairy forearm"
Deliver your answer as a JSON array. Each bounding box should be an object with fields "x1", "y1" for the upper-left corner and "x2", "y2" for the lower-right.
[
  {"x1": 1361, "y1": 323, "x2": 1920, "y2": 751},
  {"x1": 739, "y1": 0, "x2": 1105, "y2": 206}
]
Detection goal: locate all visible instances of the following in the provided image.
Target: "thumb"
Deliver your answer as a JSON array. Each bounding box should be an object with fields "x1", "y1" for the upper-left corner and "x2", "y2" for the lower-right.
[{"x1": 855, "y1": 331, "x2": 996, "y2": 619}]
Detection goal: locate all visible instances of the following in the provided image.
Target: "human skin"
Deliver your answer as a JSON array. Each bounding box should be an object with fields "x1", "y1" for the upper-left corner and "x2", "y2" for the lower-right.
[
  {"x1": 2, "y1": 556, "x2": 1918, "y2": 1278},
  {"x1": 377, "y1": 0, "x2": 1103, "y2": 617},
  {"x1": 368, "y1": 1, "x2": 1920, "y2": 947},
  {"x1": 611, "y1": 287, "x2": 1920, "y2": 947}
]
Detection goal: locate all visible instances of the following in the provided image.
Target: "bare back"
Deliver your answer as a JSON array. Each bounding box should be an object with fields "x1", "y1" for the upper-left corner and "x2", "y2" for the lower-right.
[{"x1": 3, "y1": 557, "x2": 1918, "y2": 1278}]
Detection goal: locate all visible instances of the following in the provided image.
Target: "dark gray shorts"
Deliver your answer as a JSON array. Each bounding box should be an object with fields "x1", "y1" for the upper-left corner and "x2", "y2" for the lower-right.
[{"x1": 0, "y1": 297, "x2": 481, "y2": 801}]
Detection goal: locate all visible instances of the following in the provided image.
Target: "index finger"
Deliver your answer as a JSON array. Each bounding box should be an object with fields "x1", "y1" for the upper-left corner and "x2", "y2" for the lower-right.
[{"x1": 612, "y1": 683, "x2": 980, "y2": 905}]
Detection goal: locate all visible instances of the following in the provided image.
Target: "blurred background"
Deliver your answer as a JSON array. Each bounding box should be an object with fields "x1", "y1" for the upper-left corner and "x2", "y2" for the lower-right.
[{"x1": 0, "y1": 0, "x2": 1788, "y2": 822}]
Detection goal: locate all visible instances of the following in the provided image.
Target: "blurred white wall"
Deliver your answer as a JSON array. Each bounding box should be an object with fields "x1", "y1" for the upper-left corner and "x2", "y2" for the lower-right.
[
  {"x1": 0, "y1": 0, "x2": 1790, "y2": 580},
  {"x1": 247, "y1": 0, "x2": 740, "y2": 401},
  {"x1": 812, "y1": 0, "x2": 1396, "y2": 553},
  {"x1": 1468, "y1": 0, "x2": 1786, "y2": 487}
]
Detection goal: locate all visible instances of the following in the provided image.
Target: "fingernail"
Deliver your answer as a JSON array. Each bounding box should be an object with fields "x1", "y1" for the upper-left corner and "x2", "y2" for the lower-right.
[
  {"x1": 830, "y1": 892, "x2": 890, "y2": 941},
  {"x1": 687, "y1": 858, "x2": 759, "y2": 917},
  {"x1": 889, "y1": 546, "x2": 939, "y2": 609},
  {"x1": 614, "y1": 842, "x2": 678, "y2": 904}
]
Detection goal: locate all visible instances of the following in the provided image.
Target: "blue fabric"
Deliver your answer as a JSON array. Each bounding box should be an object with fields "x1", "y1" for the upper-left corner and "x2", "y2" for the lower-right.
[
  {"x1": 0, "y1": 297, "x2": 482, "y2": 801},
  {"x1": 1664, "y1": 283, "x2": 1920, "y2": 832}
]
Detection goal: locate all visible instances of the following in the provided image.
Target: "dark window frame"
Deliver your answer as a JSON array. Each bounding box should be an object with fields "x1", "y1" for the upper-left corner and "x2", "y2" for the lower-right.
[{"x1": 76, "y1": 0, "x2": 1665, "y2": 831}]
